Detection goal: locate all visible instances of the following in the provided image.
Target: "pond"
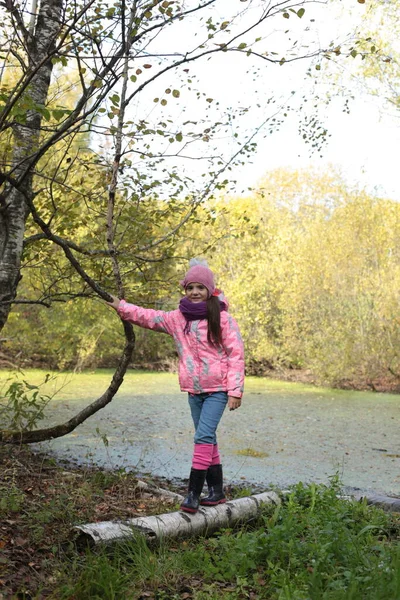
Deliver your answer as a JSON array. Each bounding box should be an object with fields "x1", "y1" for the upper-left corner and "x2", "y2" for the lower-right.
[{"x1": 2, "y1": 370, "x2": 399, "y2": 495}]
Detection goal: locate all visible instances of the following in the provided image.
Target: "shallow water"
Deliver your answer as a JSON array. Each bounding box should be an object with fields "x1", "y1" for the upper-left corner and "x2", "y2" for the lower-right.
[{"x1": 2, "y1": 370, "x2": 399, "y2": 495}]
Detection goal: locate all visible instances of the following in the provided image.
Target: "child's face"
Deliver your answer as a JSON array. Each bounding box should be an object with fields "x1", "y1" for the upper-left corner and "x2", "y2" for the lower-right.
[{"x1": 185, "y1": 282, "x2": 208, "y2": 303}]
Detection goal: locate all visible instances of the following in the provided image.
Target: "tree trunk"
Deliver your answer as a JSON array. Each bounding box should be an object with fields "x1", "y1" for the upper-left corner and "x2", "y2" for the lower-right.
[
  {"x1": 0, "y1": 0, "x2": 64, "y2": 332},
  {"x1": 0, "y1": 0, "x2": 138, "y2": 445},
  {"x1": 74, "y1": 491, "x2": 281, "y2": 547}
]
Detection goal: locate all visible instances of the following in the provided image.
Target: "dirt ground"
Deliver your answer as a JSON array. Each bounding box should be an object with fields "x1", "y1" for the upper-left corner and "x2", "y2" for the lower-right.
[{"x1": 0, "y1": 445, "x2": 184, "y2": 599}]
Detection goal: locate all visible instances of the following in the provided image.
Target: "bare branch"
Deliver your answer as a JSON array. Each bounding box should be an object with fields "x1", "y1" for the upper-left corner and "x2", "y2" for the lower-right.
[
  {"x1": 0, "y1": 298, "x2": 51, "y2": 307},
  {"x1": 0, "y1": 318, "x2": 135, "y2": 444}
]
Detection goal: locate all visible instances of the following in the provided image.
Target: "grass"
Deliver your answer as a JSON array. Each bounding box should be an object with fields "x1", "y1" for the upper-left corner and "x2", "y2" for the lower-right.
[
  {"x1": 57, "y1": 478, "x2": 400, "y2": 600},
  {"x1": 2, "y1": 444, "x2": 399, "y2": 600}
]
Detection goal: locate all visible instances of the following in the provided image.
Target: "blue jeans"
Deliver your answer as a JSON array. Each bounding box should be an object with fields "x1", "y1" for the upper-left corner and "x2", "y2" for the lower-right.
[{"x1": 188, "y1": 392, "x2": 228, "y2": 445}]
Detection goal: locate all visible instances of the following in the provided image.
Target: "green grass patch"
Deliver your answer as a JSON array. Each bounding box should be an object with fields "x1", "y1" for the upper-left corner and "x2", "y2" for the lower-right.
[{"x1": 53, "y1": 477, "x2": 400, "y2": 600}]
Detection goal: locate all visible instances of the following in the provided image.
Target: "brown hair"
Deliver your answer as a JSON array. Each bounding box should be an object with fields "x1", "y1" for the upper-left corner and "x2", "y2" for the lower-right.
[{"x1": 207, "y1": 296, "x2": 222, "y2": 346}]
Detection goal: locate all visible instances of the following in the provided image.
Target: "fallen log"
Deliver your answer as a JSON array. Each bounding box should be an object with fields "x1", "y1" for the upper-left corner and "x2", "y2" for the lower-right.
[
  {"x1": 74, "y1": 491, "x2": 280, "y2": 547},
  {"x1": 135, "y1": 480, "x2": 184, "y2": 503},
  {"x1": 280, "y1": 488, "x2": 400, "y2": 513},
  {"x1": 348, "y1": 490, "x2": 400, "y2": 513}
]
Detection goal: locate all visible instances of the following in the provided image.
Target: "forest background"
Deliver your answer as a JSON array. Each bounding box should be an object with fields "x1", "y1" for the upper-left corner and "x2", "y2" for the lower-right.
[
  {"x1": 1, "y1": 0, "x2": 400, "y2": 405},
  {"x1": 1, "y1": 1, "x2": 400, "y2": 595},
  {"x1": 5, "y1": 164, "x2": 400, "y2": 392}
]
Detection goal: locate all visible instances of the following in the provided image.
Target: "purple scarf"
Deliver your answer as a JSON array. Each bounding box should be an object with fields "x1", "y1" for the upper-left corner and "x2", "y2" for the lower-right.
[{"x1": 179, "y1": 297, "x2": 227, "y2": 334}]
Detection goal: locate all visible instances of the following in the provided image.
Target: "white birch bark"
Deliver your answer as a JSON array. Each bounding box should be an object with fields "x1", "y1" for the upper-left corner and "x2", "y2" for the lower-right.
[
  {"x1": 0, "y1": 0, "x2": 63, "y2": 331},
  {"x1": 135, "y1": 480, "x2": 185, "y2": 503},
  {"x1": 74, "y1": 491, "x2": 281, "y2": 546}
]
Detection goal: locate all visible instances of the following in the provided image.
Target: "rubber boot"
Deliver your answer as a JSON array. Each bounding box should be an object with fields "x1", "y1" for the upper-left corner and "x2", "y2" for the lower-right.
[
  {"x1": 200, "y1": 464, "x2": 226, "y2": 506},
  {"x1": 180, "y1": 468, "x2": 207, "y2": 513}
]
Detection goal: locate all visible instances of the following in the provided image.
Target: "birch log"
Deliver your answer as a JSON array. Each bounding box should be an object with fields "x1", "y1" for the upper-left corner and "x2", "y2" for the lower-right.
[
  {"x1": 135, "y1": 480, "x2": 184, "y2": 503},
  {"x1": 348, "y1": 490, "x2": 400, "y2": 513},
  {"x1": 74, "y1": 491, "x2": 280, "y2": 547}
]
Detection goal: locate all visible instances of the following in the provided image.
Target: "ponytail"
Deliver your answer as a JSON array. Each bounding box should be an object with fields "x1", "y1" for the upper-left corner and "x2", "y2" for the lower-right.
[{"x1": 207, "y1": 296, "x2": 222, "y2": 346}]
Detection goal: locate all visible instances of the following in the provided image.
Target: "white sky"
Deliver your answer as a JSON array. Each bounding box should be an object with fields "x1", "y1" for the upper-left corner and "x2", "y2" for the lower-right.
[
  {"x1": 101, "y1": 0, "x2": 400, "y2": 201},
  {"x1": 233, "y1": 93, "x2": 400, "y2": 199},
  {"x1": 195, "y1": 1, "x2": 400, "y2": 199}
]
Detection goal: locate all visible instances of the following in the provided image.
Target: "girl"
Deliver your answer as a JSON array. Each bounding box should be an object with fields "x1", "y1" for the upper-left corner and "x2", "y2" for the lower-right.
[{"x1": 106, "y1": 259, "x2": 245, "y2": 513}]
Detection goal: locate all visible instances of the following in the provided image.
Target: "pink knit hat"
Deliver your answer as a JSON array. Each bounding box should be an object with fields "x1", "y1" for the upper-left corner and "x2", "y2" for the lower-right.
[{"x1": 180, "y1": 259, "x2": 216, "y2": 297}]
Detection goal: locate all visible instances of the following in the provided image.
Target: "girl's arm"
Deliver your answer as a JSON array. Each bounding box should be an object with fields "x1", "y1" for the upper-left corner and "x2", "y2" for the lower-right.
[
  {"x1": 106, "y1": 296, "x2": 174, "y2": 334},
  {"x1": 221, "y1": 314, "x2": 245, "y2": 405}
]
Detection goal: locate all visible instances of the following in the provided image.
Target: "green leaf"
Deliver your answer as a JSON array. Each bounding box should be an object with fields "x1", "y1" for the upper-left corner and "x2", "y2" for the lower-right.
[
  {"x1": 172, "y1": 89, "x2": 180, "y2": 98},
  {"x1": 297, "y1": 8, "x2": 305, "y2": 18},
  {"x1": 22, "y1": 381, "x2": 39, "y2": 391},
  {"x1": 176, "y1": 132, "x2": 183, "y2": 142},
  {"x1": 238, "y1": 42, "x2": 247, "y2": 50},
  {"x1": 52, "y1": 109, "x2": 65, "y2": 121},
  {"x1": 40, "y1": 107, "x2": 51, "y2": 121},
  {"x1": 283, "y1": 12, "x2": 289, "y2": 19}
]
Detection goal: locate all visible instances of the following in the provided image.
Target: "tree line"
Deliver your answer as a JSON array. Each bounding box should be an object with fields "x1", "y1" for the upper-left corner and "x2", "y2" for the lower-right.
[{"x1": 4, "y1": 167, "x2": 399, "y2": 391}]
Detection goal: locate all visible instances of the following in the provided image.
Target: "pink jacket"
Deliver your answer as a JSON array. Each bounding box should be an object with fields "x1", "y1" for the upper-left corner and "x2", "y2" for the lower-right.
[{"x1": 117, "y1": 300, "x2": 245, "y2": 398}]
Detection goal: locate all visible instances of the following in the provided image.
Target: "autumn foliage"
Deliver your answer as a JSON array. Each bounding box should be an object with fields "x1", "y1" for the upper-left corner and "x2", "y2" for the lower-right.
[{"x1": 4, "y1": 167, "x2": 399, "y2": 390}]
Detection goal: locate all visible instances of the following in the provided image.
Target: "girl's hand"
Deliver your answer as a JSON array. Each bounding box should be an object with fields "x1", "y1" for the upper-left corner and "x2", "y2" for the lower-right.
[
  {"x1": 228, "y1": 396, "x2": 241, "y2": 411},
  {"x1": 106, "y1": 295, "x2": 121, "y2": 310}
]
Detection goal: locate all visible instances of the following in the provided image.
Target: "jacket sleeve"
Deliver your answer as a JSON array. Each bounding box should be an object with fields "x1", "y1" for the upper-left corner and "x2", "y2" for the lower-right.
[
  {"x1": 116, "y1": 299, "x2": 175, "y2": 335},
  {"x1": 221, "y1": 314, "x2": 245, "y2": 398}
]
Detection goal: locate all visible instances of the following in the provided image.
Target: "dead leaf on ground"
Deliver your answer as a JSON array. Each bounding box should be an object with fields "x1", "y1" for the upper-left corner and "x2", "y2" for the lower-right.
[{"x1": 13, "y1": 537, "x2": 28, "y2": 547}]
